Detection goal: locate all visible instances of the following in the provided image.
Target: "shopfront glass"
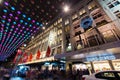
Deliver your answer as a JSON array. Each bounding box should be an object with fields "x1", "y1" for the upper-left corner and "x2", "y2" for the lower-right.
[
  {"x1": 112, "y1": 59, "x2": 120, "y2": 70},
  {"x1": 93, "y1": 60, "x2": 111, "y2": 72}
]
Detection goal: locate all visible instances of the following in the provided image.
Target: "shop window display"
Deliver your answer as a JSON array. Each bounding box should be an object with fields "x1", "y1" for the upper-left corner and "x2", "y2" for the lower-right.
[
  {"x1": 93, "y1": 61, "x2": 111, "y2": 72},
  {"x1": 112, "y1": 59, "x2": 120, "y2": 70}
]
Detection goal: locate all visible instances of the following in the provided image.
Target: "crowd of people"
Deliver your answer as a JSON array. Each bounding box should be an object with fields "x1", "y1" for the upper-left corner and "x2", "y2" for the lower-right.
[{"x1": 0, "y1": 66, "x2": 90, "y2": 80}]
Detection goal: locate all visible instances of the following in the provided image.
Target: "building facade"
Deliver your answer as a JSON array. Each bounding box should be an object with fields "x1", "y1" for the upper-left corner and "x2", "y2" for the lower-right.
[{"x1": 20, "y1": 0, "x2": 120, "y2": 72}]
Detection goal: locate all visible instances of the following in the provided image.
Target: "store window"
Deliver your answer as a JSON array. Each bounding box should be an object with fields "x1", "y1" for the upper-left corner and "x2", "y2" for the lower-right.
[
  {"x1": 65, "y1": 19, "x2": 69, "y2": 25},
  {"x1": 114, "y1": 1, "x2": 120, "y2": 6},
  {"x1": 88, "y1": 3, "x2": 97, "y2": 11},
  {"x1": 116, "y1": 13, "x2": 120, "y2": 18},
  {"x1": 65, "y1": 26, "x2": 70, "y2": 33},
  {"x1": 108, "y1": 4, "x2": 114, "y2": 8},
  {"x1": 79, "y1": 9, "x2": 86, "y2": 16},
  {"x1": 112, "y1": 59, "x2": 120, "y2": 70},
  {"x1": 93, "y1": 61, "x2": 111, "y2": 72},
  {"x1": 51, "y1": 48, "x2": 56, "y2": 56},
  {"x1": 72, "y1": 13, "x2": 78, "y2": 20},
  {"x1": 102, "y1": 30, "x2": 117, "y2": 42},
  {"x1": 87, "y1": 35, "x2": 99, "y2": 47},
  {"x1": 57, "y1": 46, "x2": 62, "y2": 54}
]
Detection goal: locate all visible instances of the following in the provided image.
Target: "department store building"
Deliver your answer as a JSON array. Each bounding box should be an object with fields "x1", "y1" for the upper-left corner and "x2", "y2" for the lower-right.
[{"x1": 19, "y1": 0, "x2": 120, "y2": 72}]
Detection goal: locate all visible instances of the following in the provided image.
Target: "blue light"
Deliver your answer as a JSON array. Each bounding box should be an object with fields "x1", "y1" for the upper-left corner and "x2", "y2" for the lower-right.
[
  {"x1": 36, "y1": 22, "x2": 40, "y2": 25},
  {"x1": 40, "y1": 24, "x2": 43, "y2": 27},
  {"x1": 6, "y1": 23, "x2": 10, "y2": 26},
  {"x1": 3, "y1": 9, "x2": 7, "y2": 13},
  {"x1": 20, "y1": 20, "x2": 23, "y2": 23},
  {"x1": 11, "y1": 7, "x2": 15, "y2": 11},
  {"x1": 1, "y1": 20, "x2": 5, "y2": 23},
  {"x1": 13, "y1": 22, "x2": 17, "y2": 25},
  {"x1": 29, "y1": 24, "x2": 32, "y2": 27},
  {"x1": 25, "y1": 22, "x2": 28, "y2": 25},
  {"x1": 22, "y1": 14, "x2": 26, "y2": 18},
  {"x1": 44, "y1": 62, "x2": 50, "y2": 65},
  {"x1": 28, "y1": 17, "x2": 31, "y2": 21}
]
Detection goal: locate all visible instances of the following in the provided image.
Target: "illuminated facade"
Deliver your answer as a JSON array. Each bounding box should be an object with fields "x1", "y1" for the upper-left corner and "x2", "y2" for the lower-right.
[{"x1": 20, "y1": 0, "x2": 120, "y2": 71}]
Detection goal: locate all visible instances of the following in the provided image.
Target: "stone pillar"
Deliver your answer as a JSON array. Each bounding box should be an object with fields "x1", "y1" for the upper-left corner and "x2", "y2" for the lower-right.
[
  {"x1": 61, "y1": 18, "x2": 66, "y2": 53},
  {"x1": 108, "y1": 60, "x2": 115, "y2": 70},
  {"x1": 90, "y1": 62, "x2": 95, "y2": 73},
  {"x1": 69, "y1": 15, "x2": 76, "y2": 51}
]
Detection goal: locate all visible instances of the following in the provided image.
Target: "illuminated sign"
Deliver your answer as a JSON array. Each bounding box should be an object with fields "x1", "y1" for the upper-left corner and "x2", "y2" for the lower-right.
[
  {"x1": 86, "y1": 53, "x2": 116, "y2": 61},
  {"x1": 80, "y1": 17, "x2": 93, "y2": 29}
]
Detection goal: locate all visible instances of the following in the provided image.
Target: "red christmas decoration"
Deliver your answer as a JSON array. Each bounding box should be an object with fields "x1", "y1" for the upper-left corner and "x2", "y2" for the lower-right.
[
  {"x1": 13, "y1": 49, "x2": 22, "y2": 63},
  {"x1": 46, "y1": 46, "x2": 51, "y2": 57},
  {"x1": 29, "y1": 53, "x2": 33, "y2": 61},
  {"x1": 36, "y1": 50, "x2": 41, "y2": 59}
]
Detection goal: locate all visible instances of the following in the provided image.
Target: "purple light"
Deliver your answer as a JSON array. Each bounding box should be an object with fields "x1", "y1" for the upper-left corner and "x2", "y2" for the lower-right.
[
  {"x1": 22, "y1": 26, "x2": 25, "y2": 29},
  {"x1": 16, "y1": 28, "x2": 18, "y2": 30},
  {"x1": 1, "y1": 24, "x2": 4, "y2": 27},
  {"x1": 17, "y1": 11, "x2": 21, "y2": 14},
  {"x1": 8, "y1": 19, "x2": 11, "y2": 22},
  {"x1": 11, "y1": 25, "x2": 14, "y2": 28},
  {"x1": 3, "y1": 15, "x2": 6, "y2": 19},
  {"x1": 34, "y1": 31, "x2": 36, "y2": 33},
  {"x1": 32, "y1": 20, "x2": 35, "y2": 23},
  {"x1": 33, "y1": 26, "x2": 36, "y2": 28},
  {"x1": 18, "y1": 24, "x2": 21, "y2": 27},
  {"x1": 37, "y1": 27, "x2": 39, "y2": 30},
  {"x1": 9, "y1": 14, "x2": 13, "y2": 16},
  {"x1": 26, "y1": 28, "x2": 29, "y2": 30},
  {"x1": 20, "y1": 30, "x2": 22, "y2": 32},
  {"x1": 4, "y1": 2, "x2": 9, "y2": 6},
  {"x1": 15, "y1": 17, "x2": 18, "y2": 20}
]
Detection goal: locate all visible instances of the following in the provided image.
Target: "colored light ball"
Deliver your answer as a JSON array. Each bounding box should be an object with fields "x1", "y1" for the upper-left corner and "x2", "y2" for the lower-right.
[
  {"x1": 22, "y1": 14, "x2": 26, "y2": 18},
  {"x1": 20, "y1": 20, "x2": 23, "y2": 23},
  {"x1": 18, "y1": 24, "x2": 21, "y2": 27},
  {"x1": 28, "y1": 18, "x2": 31, "y2": 21},
  {"x1": 4, "y1": 2, "x2": 9, "y2": 6},
  {"x1": 15, "y1": 17, "x2": 18, "y2": 20},
  {"x1": 3, "y1": 9, "x2": 7, "y2": 13},
  {"x1": 3, "y1": 15, "x2": 6, "y2": 18},
  {"x1": 8, "y1": 19, "x2": 11, "y2": 22},
  {"x1": 17, "y1": 11, "x2": 21, "y2": 14},
  {"x1": 9, "y1": 13, "x2": 13, "y2": 16},
  {"x1": 13, "y1": 22, "x2": 17, "y2": 25},
  {"x1": 32, "y1": 20, "x2": 35, "y2": 23},
  {"x1": 11, "y1": 7, "x2": 15, "y2": 11}
]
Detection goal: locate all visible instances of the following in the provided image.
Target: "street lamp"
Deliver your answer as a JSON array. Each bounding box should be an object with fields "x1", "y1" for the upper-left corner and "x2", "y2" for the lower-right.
[{"x1": 63, "y1": 5, "x2": 70, "y2": 12}]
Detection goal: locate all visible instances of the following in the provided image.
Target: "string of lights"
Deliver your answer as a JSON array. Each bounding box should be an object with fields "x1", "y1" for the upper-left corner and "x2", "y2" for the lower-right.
[{"x1": 0, "y1": 1, "x2": 43, "y2": 61}]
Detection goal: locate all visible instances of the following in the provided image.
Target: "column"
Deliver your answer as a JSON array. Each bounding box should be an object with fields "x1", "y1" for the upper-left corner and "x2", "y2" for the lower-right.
[
  {"x1": 90, "y1": 62, "x2": 95, "y2": 73},
  {"x1": 108, "y1": 60, "x2": 115, "y2": 70},
  {"x1": 61, "y1": 18, "x2": 66, "y2": 53},
  {"x1": 69, "y1": 15, "x2": 76, "y2": 51}
]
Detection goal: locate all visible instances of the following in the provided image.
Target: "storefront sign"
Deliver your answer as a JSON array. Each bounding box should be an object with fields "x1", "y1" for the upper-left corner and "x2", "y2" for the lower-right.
[{"x1": 86, "y1": 53, "x2": 116, "y2": 61}]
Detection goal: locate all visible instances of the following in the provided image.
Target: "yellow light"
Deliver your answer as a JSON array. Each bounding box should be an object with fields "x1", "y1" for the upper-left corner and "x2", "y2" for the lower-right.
[{"x1": 42, "y1": 26, "x2": 45, "y2": 30}]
